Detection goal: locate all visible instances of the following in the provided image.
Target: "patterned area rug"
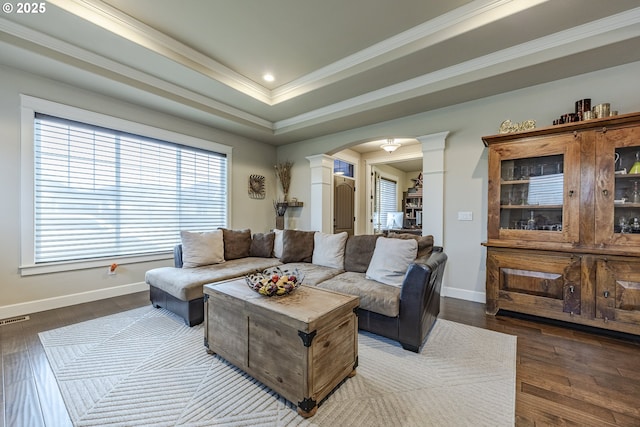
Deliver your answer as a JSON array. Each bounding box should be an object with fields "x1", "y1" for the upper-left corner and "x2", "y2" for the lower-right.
[{"x1": 39, "y1": 306, "x2": 516, "y2": 426}]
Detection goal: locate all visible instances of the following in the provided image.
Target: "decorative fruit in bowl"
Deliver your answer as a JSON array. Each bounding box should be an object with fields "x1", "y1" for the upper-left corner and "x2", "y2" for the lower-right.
[{"x1": 245, "y1": 267, "x2": 304, "y2": 296}]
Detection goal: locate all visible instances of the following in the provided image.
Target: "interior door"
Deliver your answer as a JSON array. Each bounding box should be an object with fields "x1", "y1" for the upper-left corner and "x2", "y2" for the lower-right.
[{"x1": 334, "y1": 176, "x2": 355, "y2": 235}]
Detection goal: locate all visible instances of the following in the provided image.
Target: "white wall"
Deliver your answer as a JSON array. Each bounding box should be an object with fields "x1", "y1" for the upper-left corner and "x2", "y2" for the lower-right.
[
  {"x1": 0, "y1": 64, "x2": 277, "y2": 317},
  {"x1": 277, "y1": 61, "x2": 640, "y2": 303}
]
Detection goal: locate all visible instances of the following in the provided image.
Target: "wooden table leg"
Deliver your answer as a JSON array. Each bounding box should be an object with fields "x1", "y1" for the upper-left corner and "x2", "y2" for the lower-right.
[{"x1": 297, "y1": 405, "x2": 318, "y2": 418}]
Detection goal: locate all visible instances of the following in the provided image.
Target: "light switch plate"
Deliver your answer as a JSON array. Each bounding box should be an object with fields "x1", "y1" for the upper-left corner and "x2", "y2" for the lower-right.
[{"x1": 458, "y1": 211, "x2": 473, "y2": 221}]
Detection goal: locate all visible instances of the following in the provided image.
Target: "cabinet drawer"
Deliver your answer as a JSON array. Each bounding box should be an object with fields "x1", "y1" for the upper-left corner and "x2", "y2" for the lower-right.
[
  {"x1": 596, "y1": 258, "x2": 640, "y2": 326},
  {"x1": 487, "y1": 249, "x2": 581, "y2": 317}
]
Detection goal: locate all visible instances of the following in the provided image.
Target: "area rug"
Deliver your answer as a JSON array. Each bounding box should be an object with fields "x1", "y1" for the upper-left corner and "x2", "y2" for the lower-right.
[{"x1": 39, "y1": 306, "x2": 516, "y2": 426}]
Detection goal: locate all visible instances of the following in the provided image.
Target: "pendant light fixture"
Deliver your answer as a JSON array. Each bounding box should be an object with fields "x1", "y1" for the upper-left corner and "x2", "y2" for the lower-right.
[{"x1": 380, "y1": 138, "x2": 401, "y2": 153}]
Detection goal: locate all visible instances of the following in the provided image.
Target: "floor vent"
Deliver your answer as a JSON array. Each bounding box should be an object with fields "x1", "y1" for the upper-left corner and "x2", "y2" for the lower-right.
[{"x1": 0, "y1": 315, "x2": 30, "y2": 326}]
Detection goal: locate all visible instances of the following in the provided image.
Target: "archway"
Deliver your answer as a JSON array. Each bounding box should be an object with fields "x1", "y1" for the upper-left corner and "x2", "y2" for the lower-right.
[{"x1": 307, "y1": 131, "x2": 448, "y2": 245}]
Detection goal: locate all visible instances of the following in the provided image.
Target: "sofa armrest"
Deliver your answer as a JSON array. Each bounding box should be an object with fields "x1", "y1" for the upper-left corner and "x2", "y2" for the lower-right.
[
  {"x1": 397, "y1": 250, "x2": 448, "y2": 350},
  {"x1": 174, "y1": 244, "x2": 184, "y2": 268}
]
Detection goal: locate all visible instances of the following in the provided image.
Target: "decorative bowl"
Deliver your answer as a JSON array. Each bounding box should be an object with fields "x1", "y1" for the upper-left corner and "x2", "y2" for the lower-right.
[{"x1": 245, "y1": 267, "x2": 304, "y2": 297}]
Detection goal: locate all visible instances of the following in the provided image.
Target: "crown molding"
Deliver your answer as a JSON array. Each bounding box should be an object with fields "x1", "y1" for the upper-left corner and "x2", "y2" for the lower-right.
[
  {"x1": 271, "y1": 0, "x2": 547, "y2": 103},
  {"x1": 48, "y1": 0, "x2": 548, "y2": 106},
  {"x1": 2, "y1": 2, "x2": 639, "y2": 139},
  {"x1": 0, "y1": 17, "x2": 274, "y2": 132},
  {"x1": 273, "y1": 7, "x2": 640, "y2": 133},
  {"x1": 47, "y1": 0, "x2": 272, "y2": 103}
]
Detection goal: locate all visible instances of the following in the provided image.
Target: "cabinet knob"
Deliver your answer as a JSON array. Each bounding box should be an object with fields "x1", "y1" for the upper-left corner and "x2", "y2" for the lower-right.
[{"x1": 604, "y1": 290, "x2": 610, "y2": 298}]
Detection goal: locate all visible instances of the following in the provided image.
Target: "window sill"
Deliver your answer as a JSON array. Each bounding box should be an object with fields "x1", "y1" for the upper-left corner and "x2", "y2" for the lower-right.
[{"x1": 20, "y1": 252, "x2": 173, "y2": 276}]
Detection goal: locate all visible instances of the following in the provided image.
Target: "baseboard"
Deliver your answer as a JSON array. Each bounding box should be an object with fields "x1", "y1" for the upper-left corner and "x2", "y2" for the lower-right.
[
  {"x1": 0, "y1": 282, "x2": 149, "y2": 320},
  {"x1": 2, "y1": 282, "x2": 480, "y2": 320},
  {"x1": 442, "y1": 286, "x2": 486, "y2": 304}
]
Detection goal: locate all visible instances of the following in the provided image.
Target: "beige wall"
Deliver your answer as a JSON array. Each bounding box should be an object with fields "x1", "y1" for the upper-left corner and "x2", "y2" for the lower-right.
[
  {"x1": 0, "y1": 65, "x2": 277, "y2": 317},
  {"x1": 276, "y1": 61, "x2": 640, "y2": 303},
  {"x1": 2, "y1": 60, "x2": 639, "y2": 317}
]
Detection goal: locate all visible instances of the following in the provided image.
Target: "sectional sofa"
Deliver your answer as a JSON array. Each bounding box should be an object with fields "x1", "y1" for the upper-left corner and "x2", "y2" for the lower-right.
[{"x1": 145, "y1": 228, "x2": 447, "y2": 351}]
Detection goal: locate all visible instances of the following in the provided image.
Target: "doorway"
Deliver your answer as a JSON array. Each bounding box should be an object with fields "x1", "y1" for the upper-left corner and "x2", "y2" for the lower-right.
[{"x1": 334, "y1": 175, "x2": 355, "y2": 235}]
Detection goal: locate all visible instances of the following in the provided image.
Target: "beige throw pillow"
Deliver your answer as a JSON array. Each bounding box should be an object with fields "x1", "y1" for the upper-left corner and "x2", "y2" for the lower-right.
[
  {"x1": 388, "y1": 232, "x2": 434, "y2": 259},
  {"x1": 365, "y1": 237, "x2": 417, "y2": 287},
  {"x1": 180, "y1": 230, "x2": 225, "y2": 268},
  {"x1": 312, "y1": 231, "x2": 348, "y2": 269},
  {"x1": 273, "y1": 229, "x2": 284, "y2": 259}
]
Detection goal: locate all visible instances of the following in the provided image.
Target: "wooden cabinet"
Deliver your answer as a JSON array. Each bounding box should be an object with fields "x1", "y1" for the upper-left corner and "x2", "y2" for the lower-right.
[
  {"x1": 483, "y1": 112, "x2": 640, "y2": 336},
  {"x1": 403, "y1": 191, "x2": 422, "y2": 228}
]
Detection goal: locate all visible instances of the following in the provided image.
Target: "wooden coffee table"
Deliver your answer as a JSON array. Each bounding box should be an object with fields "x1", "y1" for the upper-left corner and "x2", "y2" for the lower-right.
[{"x1": 203, "y1": 278, "x2": 359, "y2": 417}]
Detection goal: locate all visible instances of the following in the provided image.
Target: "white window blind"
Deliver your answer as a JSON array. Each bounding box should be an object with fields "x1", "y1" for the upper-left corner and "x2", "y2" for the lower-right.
[
  {"x1": 34, "y1": 113, "x2": 227, "y2": 263},
  {"x1": 373, "y1": 174, "x2": 398, "y2": 232}
]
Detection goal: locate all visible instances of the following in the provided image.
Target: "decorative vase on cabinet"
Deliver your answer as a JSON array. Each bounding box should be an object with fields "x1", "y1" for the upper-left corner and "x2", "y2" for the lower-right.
[{"x1": 482, "y1": 111, "x2": 640, "y2": 336}]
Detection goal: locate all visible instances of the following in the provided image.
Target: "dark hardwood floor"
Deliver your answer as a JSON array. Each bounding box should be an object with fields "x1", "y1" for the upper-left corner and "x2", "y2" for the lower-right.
[{"x1": 2, "y1": 293, "x2": 639, "y2": 426}]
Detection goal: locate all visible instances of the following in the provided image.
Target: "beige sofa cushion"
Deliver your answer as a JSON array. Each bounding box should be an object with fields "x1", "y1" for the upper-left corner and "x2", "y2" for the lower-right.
[
  {"x1": 279, "y1": 262, "x2": 344, "y2": 286},
  {"x1": 317, "y1": 271, "x2": 401, "y2": 317},
  {"x1": 146, "y1": 257, "x2": 281, "y2": 301}
]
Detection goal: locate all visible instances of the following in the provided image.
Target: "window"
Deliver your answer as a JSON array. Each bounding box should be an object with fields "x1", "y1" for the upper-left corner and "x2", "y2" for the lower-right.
[
  {"x1": 21, "y1": 96, "x2": 231, "y2": 274},
  {"x1": 333, "y1": 159, "x2": 354, "y2": 178},
  {"x1": 373, "y1": 174, "x2": 398, "y2": 232}
]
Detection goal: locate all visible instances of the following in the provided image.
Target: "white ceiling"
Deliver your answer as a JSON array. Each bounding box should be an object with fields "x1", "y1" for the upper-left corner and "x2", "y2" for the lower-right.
[{"x1": 1, "y1": 0, "x2": 640, "y2": 153}]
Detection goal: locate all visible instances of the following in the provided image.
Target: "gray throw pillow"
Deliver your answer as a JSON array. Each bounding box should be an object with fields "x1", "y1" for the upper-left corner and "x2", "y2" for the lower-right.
[
  {"x1": 250, "y1": 232, "x2": 275, "y2": 257},
  {"x1": 281, "y1": 229, "x2": 315, "y2": 263},
  {"x1": 219, "y1": 228, "x2": 252, "y2": 260},
  {"x1": 344, "y1": 234, "x2": 380, "y2": 273}
]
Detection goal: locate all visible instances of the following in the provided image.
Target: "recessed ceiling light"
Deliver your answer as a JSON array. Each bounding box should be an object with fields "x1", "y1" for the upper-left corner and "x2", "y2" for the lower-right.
[{"x1": 263, "y1": 73, "x2": 275, "y2": 82}]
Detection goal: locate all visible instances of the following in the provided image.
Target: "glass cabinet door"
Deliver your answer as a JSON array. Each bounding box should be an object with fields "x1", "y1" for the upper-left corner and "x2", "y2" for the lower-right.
[
  {"x1": 595, "y1": 125, "x2": 640, "y2": 251},
  {"x1": 488, "y1": 133, "x2": 580, "y2": 244}
]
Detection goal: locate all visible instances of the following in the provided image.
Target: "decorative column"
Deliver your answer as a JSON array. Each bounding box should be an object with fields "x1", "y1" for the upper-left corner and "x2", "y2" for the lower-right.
[
  {"x1": 417, "y1": 131, "x2": 448, "y2": 246},
  {"x1": 306, "y1": 154, "x2": 334, "y2": 233}
]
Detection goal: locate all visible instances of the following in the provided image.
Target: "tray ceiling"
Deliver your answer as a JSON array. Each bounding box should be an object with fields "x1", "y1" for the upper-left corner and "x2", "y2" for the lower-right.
[{"x1": 1, "y1": 0, "x2": 639, "y2": 146}]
